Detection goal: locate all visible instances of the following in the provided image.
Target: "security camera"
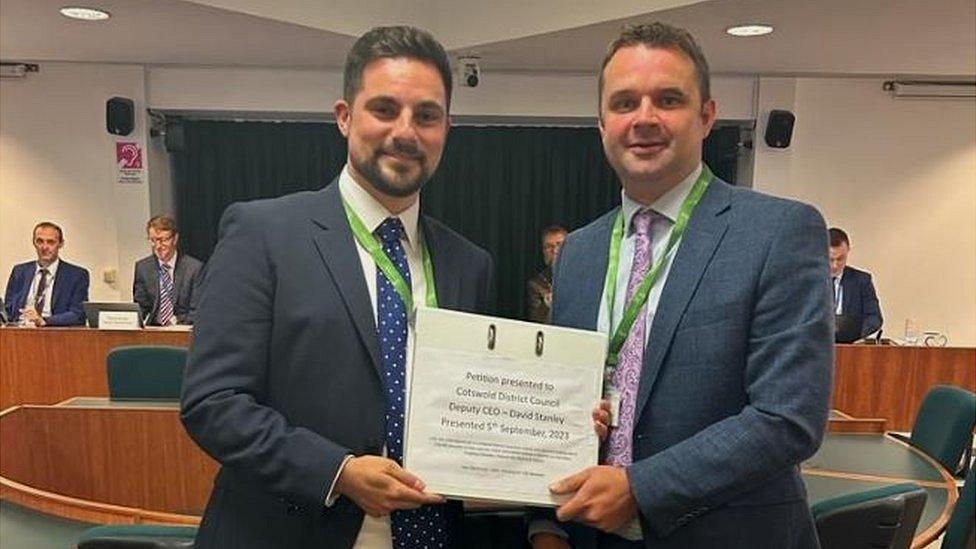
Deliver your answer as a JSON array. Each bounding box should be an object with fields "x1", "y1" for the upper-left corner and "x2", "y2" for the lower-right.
[{"x1": 458, "y1": 56, "x2": 481, "y2": 88}]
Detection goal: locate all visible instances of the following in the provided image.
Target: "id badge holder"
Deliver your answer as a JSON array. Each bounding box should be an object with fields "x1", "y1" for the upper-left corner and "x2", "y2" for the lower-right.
[{"x1": 605, "y1": 385, "x2": 622, "y2": 428}]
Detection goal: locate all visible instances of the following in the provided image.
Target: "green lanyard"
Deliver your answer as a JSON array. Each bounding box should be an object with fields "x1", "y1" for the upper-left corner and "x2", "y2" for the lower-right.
[
  {"x1": 341, "y1": 198, "x2": 438, "y2": 313},
  {"x1": 603, "y1": 165, "x2": 713, "y2": 370}
]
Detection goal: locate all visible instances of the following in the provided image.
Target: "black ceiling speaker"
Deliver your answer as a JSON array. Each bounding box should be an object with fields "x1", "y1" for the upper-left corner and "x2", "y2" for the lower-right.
[
  {"x1": 106, "y1": 96, "x2": 134, "y2": 136},
  {"x1": 764, "y1": 109, "x2": 795, "y2": 148}
]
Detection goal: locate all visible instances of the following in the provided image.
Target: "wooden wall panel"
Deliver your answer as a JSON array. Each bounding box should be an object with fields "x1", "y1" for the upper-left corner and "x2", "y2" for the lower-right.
[
  {"x1": 833, "y1": 345, "x2": 976, "y2": 431},
  {"x1": 0, "y1": 328, "x2": 191, "y2": 409}
]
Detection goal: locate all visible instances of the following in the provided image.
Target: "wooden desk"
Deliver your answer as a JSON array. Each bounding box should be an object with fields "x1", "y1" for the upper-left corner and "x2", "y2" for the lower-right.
[
  {"x1": 0, "y1": 327, "x2": 191, "y2": 409},
  {"x1": 833, "y1": 345, "x2": 976, "y2": 431},
  {"x1": 0, "y1": 398, "x2": 216, "y2": 525}
]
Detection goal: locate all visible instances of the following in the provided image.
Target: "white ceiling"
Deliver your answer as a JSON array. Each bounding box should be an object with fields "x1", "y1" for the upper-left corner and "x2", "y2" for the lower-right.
[{"x1": 1, "y1": 0, "x2": 973, "y2": 76}]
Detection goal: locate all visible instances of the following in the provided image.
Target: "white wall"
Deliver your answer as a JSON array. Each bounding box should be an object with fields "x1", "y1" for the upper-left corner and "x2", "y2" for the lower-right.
[
  {"x1": 754, "y1": 77, "x2": 976, "y2": 346},
  {"x1": 0, "y1": 62, "x2": 151, "y2": 302},
  {"x1": 147, "y1": 66, "x2": 756, "y2": 119}
]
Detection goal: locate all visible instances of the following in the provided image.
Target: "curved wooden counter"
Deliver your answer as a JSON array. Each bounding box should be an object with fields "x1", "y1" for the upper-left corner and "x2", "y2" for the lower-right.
[{"x1": 0, "y1": 399, "x2": 216, "y2": 525}]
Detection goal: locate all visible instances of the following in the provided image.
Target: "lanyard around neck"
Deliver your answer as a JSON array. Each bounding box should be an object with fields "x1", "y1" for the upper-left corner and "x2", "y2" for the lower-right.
[
  {"x1": 341, "y1": 198, "x2": 438, "y2": 313},
  {"x1": 603, "y1": 165, "x2": 713, "y2": 369}
]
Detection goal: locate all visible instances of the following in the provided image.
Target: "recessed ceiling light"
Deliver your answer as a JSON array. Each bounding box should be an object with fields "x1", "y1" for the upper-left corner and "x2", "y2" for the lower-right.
[
  {"x1": 726, "y1": 24, "x2": 773, "y2": 37},
  {"x1": 59, "y1": 6, "x2": 111, "y2": 21}
]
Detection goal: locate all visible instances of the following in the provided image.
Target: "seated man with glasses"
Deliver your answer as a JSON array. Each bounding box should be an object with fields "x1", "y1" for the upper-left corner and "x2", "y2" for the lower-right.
[{"x1": 133, "y1": 215, "x2": 203, "y2": 325}]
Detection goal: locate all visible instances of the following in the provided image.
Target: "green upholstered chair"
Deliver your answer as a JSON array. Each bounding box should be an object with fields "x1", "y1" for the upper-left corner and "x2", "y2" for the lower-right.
[
  {"x1": 106, "y1": 346, "x2": 188, "y2": 401},
  {"x1": 76, "y1": 524, "x2": 196, "y2": 549},
  {"x1": 893, "y1": 385, "x2": 976, "y2": 477},
  {"x1": 943, "y1": 466, "x2": 976, "y2": 549},
  {"x1": 812, "y1": 482, "x2": 927, "y2": 549}
]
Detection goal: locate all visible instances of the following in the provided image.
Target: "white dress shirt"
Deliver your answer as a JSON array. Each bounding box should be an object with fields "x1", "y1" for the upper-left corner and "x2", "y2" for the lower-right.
[
  {"x1": 25, "y1": 259, "x2": 60, "y2": 319},
  {"x1": 329, "y1": 166, "x2": 429, "y2": 548}
]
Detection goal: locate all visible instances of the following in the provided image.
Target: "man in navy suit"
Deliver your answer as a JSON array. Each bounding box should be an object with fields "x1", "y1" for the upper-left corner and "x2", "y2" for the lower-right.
[
  {"x1": 530, "y1": 23, "x2": 832, "y2": 549},
  {"x1": 4, "y1": 222, "x2": 89, "y2": 327},
  {"x1": 181, "y1": 26, "x2": 493, "y2": 548},
  {"x1": 829, "y1": 227, "x2": 883, "y2": 337}
]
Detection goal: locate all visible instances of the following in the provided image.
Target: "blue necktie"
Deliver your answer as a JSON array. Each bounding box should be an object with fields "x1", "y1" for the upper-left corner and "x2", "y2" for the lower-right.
[{"x1": 375, "y1": 218, "x2": 450, "y2": 549}]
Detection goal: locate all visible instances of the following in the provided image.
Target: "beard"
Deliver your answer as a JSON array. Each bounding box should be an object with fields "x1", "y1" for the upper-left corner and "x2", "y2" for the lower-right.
[{"x1": 352, "y1": 139, "x2": 432, "y2": 198}]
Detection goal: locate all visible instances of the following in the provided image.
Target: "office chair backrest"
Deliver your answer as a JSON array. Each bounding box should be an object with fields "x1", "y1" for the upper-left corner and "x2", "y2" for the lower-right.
[
  {"x1": 943, "y1": 466, "x2": 976, "y2": 549},
  {"x1": 106, "y1": 345, "x2": 188, "y2": 401},
  {"x1": 77, "y1": 524, "x2": 196, "y2": 549},
  {"x1": 910, "y1": 385, "x2": 976, "y2": 472},
  {"x1": 812, "y1": 483, "x2": 927, "y2": 549}
]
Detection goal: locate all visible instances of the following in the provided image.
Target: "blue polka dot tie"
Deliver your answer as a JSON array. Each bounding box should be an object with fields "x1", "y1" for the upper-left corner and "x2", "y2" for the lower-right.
[{"x1": 375, "y1": 218, "x2": 450, "y2": 549}]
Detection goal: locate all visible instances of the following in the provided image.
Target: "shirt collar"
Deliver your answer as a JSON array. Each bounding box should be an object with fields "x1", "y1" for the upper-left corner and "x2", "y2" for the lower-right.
[
  {"x1": 620, "y1": 163, "x2": 702, "y2": 234},
  {"x1": 338, "y1": 165, "x2": 421, "y2": 249},
  {"x1": 36, "y1": 259, "x2": 60, "y2": 277},
  {"x1": 158, "y1": 252, "x2": 178, "y2": 270}
]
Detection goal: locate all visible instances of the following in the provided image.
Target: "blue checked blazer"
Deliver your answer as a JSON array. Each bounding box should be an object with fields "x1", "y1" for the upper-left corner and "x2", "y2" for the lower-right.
[{"x1": 549, "y1": 179, "x2": 833, "y2": 548}]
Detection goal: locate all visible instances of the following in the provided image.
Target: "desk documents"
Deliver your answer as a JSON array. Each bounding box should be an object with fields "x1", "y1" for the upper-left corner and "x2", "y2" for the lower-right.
[{"x1": 404, "y1": 307, "x2": 606, "y2": 506}]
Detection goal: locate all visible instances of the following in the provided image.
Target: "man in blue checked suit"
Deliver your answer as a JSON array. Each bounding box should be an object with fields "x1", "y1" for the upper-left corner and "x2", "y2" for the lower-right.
[
  {"x1": 4, "y1": 221, "x2": 88, "y2": 327},
  {"x1": 530, "y1": 23, "x2": 833, "y2": 549},
  {"x1": 181, "y1": 26, "x2": 492, "y2": 549}
]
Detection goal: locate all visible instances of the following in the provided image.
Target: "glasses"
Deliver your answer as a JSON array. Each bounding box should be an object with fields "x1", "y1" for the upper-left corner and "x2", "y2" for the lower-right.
[{"x1": 148, "y1": 235, "x2": 175, "y2": 245}]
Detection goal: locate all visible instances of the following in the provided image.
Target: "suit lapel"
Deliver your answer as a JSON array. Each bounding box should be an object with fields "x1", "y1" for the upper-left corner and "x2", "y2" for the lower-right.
[
  {"x1": 50, "y1": 262, "x2": 66, "y2": 312},
  {"x1": 575, "y1": 211, "x2": 617, "y2": 331},
  {"x1": 310, "y1": 182, "x2": 383, "y2": 377},
  {"x1": 634, "y1": 181, "x2": 732, "y2": 419},
  {"x1": 421, "y1": 218, "x2": 460, "y2": 310},
  {"x1": 841, "y1": 267, "x2": 853, "y2": 314},
  {"x1": 15, "y1": 264, "x2": 34, "y2": 310},
  {"x1": 148, "y1": 260, "x2": 161, "y2": 312}
]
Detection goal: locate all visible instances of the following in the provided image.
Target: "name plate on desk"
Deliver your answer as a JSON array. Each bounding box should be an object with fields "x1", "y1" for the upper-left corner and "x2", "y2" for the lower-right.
[
  {"x1": 403, "y1": 307, "x2": 606, "y2": 506},
  {"x1": 97, "y1": 311, "x2": 140, "y2": 330}
]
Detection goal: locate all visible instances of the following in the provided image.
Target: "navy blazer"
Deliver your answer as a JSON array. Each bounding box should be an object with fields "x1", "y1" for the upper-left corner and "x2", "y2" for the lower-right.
[
  {"x1": 549, "y1": 179, "x2": 832, "y2": 548},
  {"x1": 133, "y1": 253, "x2": 204, "y2": 325},
  {"x1": 4, "y1": 260, "x2": 89, "y2": 326},
  {"x1": 181, "y1": 181, "x2": 493, "y2": 549},
  {"x1": 839, "y1": 266, "x2": 883, "y2": 337}
]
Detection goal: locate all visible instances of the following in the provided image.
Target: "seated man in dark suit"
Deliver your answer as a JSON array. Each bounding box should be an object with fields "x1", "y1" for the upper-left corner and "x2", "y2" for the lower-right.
[
  {"x1": 133, "y1": 215, "x2": 203, "y2": 325},
  {"x1": 829, "y1": 227, "x2": 883, "y2": 337},
  {"x1": 4, "y1": 221, "x2": 89, "y2": 327},
  {"x1": 526, "y1": 225, "x2": 567, "y2": 323}
]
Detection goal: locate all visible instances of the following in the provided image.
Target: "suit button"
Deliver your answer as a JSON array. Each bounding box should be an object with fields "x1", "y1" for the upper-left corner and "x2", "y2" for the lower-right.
[{"x1": 285, "y1": 503, "x2": 302, "y2": 516}]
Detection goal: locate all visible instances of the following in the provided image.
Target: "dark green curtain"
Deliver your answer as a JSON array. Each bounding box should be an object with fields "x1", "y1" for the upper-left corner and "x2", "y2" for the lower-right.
[{"x1": 172, "y1": 120, "x2": 738, "y2": 319}]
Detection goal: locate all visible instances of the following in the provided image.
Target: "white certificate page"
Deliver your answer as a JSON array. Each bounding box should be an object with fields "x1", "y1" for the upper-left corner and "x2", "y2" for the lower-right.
[{"x1": 403, "y1": 307, "x2": 606, "y2": 506}]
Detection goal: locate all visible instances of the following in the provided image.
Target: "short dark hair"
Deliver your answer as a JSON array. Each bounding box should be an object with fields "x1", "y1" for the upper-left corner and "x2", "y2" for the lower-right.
[
  {"x1": 343, "y1": 26, "x2": 453, "y2": 109},
  {"x1": 147, "y1": 215, "x2": 178, "y2": 234},
  {"x1": 598, "y1": 22, "x2": 711, "y2": 112},
  {"x1": 33, "y1": 221, "x2": 63, "y2": 242},
  {"x1": 829, "y1": 228, "x2": 850, "y2": 247},
  {"x1": 541, "y1": 225, "x2": 567, "y2": 239}
]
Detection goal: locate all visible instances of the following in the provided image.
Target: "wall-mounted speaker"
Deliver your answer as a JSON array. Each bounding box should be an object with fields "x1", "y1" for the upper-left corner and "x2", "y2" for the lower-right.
[
  {"x1": 764, "y1": 109, "x2": 795, "y2": 148},
  {"x1": 106, "y1": 97, "x2": 134, "y2": 136}
]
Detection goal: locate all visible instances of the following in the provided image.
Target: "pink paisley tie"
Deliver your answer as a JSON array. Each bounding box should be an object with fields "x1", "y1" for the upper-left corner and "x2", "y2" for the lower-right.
[{"x1": 605, "y1": 208, "x2": 655, "y2": 467}]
